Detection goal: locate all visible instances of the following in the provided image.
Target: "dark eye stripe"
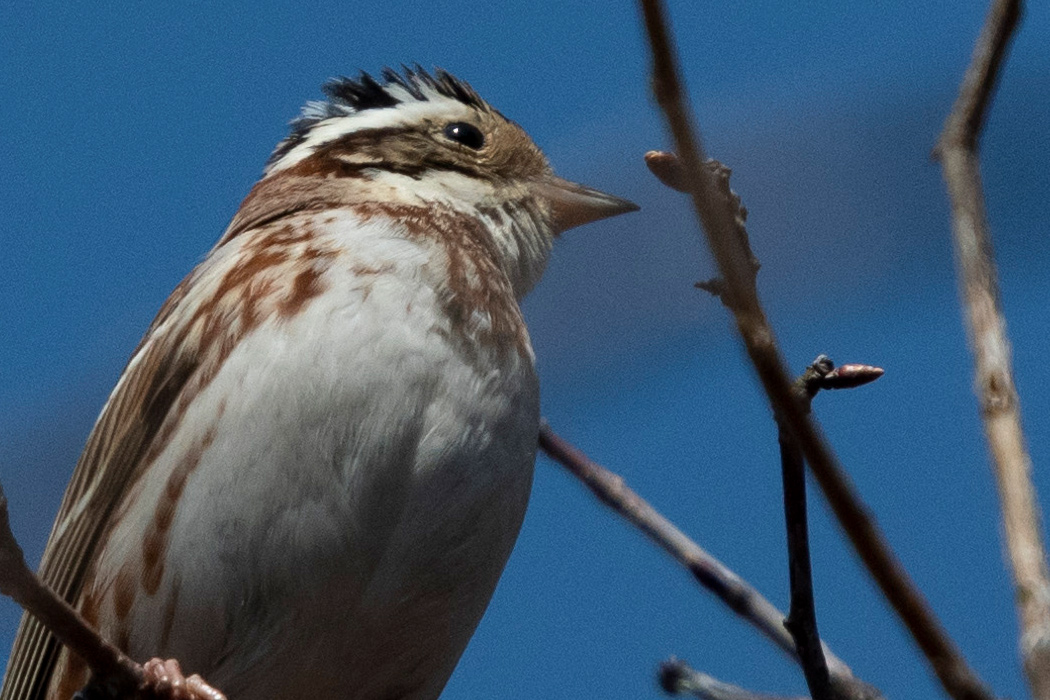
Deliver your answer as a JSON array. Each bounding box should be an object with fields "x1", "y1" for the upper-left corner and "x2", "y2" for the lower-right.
[{"x1": 289, "y1": 125, "x2": 498, "y2": 181}]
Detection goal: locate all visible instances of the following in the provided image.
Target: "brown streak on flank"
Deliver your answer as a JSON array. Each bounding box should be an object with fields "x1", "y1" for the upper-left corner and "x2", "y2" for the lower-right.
[
  {"x1": 353, "y1": 202, "x2": 529, "y2": 358},
  {"x1": 138, "y1": 225, "x2": 308, "y2": 471},
  {"x1": 137, "y1": 352, "x2": 200, "y2": 471},
  {"x1": 19, "y1": 193, "x2": 341, "y2": 700},
  {"x1": 256, "y1": 222, "x2": 316, "y2": 247},
  {"x1": 349, "y1": 261, "x2": 397, "y2": 304},
  {"x1": 159, "y1": 574, "x2": 181, "y2": 651},
  {"x1": 278, "y1": 266, "x2": 326, "y2": 317},
  {"x1": 216, "y1": 248, "x2": 290, "y2": 301},
  {"x1": 239, "y1": 282, "x2": 263, "y2": 332},
  {"x1": 50, "y1": 658, "x2": 88, "y2": 700},
  {"x1": 277, "y1": 247, "x2": 337, "y2": 318},
  {"x1": 51, "y1": 586, "x2": 101, "y2": 699},
  {"x1": 113, "y1": 560, "x2": 137, "y2": 623},
  {"x1": 142, "y1": 425, "x2": 218, "y2": 595},
  {"x1": 50, "y1": 653, "x2": 89, "y2": 700}
]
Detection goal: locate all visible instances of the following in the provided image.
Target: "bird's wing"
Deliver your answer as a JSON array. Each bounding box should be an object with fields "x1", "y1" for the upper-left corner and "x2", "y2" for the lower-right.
[
  {"x1": 0, "y1": 271, "x2": 203, "y2": 700},
  {"x1": 1, "y1": 179, "x2": 351, "y2": 699}
]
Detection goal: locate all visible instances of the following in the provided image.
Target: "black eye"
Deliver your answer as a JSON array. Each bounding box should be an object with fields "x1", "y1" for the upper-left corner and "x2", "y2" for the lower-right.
[{"x1": 443, "y1": 122, "x2": 485, "y2": 150}]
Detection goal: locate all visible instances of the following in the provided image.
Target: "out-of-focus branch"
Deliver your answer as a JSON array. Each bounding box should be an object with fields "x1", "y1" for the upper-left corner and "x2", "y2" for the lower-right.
[
  {"x1": 537, "y1": 422, "x2": 806, "y2": 662},
  {"x1": 933, "y1": 1, "x2": 1050, "y2": 697},
  {"x1": 778, "y1": 371, "x2": 832, "y2": 700},
  {"x1": 538, "y1": 423, "x2": 881, "y2": 700},
  {"x1": 637, "y1": 2, "x2": 997, "y2": 698},
  {"x1": 0, "y1": 483, "x2": 226, "y2": 700},
  {"x1": 659, "y1": 657, "x2": 884, "y2": 700},
  {"x1": 780, "y1": 357, "x2": 883, "y2": 700},
  {"x1": 659, "y1": 658, "x2": 808, "y2": 700}
]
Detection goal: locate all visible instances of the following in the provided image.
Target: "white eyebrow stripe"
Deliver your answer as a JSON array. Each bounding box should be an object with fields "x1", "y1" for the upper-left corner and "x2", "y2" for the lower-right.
[{"x1": 265, "y1": 96, "x2": 476, "y2": 176}]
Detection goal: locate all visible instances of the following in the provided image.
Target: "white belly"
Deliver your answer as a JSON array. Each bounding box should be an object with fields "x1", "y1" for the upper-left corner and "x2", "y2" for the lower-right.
[{"x1": 90, "y1": 235, "x2": 539, "y2": 700}]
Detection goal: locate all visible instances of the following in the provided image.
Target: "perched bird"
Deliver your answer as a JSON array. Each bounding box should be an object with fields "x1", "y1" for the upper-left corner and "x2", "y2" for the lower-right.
[{"x1": 1, "y1": 67, "x2": 637, "y2": 700}]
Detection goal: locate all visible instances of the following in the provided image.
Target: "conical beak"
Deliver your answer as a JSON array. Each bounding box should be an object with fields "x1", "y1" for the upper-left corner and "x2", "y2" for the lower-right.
[{"x1": 535, "y1": 175, "x2": 639, "y2": 234}]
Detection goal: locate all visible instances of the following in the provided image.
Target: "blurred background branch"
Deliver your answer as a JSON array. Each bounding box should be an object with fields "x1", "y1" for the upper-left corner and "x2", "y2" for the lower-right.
[
  {"x1": 637, "y1": 0, "x2": 999, "y2": 698},
  {"x1": 538, "y1": 424, "x2": 879, "y2": 698},
  {"x1": 779, "y1": 357, "x2": 883, "y2": 700},
  {"x1": 659, "y1": 658, "x2": 807, "y2": 700},
  {"x1": 933, "y1": 1, "x2": 1050, "y2": 697}
]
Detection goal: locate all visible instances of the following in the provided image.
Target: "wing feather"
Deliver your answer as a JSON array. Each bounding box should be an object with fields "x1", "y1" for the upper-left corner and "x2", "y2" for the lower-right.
[
  {"x1": 2, "y1": 175, "x2": 349, "y2": 700},
  {"x1": 0, "y1": 282, "x2": 200, "y2": 700}
]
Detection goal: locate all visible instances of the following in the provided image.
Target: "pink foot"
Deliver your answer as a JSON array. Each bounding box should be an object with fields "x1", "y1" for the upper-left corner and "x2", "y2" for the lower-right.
[{"x1": 139, "y1": 658, "x2": 227, "y2": 700}]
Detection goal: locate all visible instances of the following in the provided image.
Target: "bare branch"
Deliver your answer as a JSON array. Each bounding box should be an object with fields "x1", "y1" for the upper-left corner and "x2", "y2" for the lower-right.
[
  {"x1": 780, "y1": 358, "x2": 884, "y2": 700},
  {"x1": 637, "y1": 2, "x2": 997, "y2": 698},
  {"x1": 781, "y1": 357, "x2": 842, "y2": 700},
  {"x1": 933, "y1": 1, "x2": 1050, "y2": 697},
  {"x1": 659, "y1": 658, "x2": 808, "y2": 700},
  {"x1": 780, "y1": 419, "x2": 831, "y2": 700},
  {"x1": 537, "y1": 423, "x2": 879, "y2": 699},
  {"x1": 936, "y1": 0, "x2": 1021, "y2": 153},
  {"x1": 659, "y1": 658, "x2": 882, "y2": 700},
  {"x1": 645, "y1": 150, "x2": 758, "y2": 301}
]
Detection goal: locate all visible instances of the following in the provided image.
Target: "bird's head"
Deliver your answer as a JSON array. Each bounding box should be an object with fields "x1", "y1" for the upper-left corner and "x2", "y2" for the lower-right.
[{"x1": 257, "y1": 67, "x2": 637, "y2": 296}]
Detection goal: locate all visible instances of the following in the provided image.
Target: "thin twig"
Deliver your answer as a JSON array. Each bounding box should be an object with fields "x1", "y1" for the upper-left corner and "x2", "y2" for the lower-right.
[
  {"x1": 637, "y1": 2, "x2": 997, "y2": 698},
  {"x1": 537, "y1": 422, "x2": 881, "y2": 700},
  {"x1": 659, "y1": 657, "x2": 883, "y2": 700},
  {"x1": 659, "y1": 658, "x2": 808, "y2": 700},
  {"x1": 780, "y1": 358, "x2": 884, "y2": 700},
  {"x1": 933, "y1": 1, "x2": 1050, "y2": 697},
  {"x1": 780, "y1": 358, "x2": 836, "y2": 700},
  {"x1": 779, "y1": 430, "x2": 830, "y2": 700}
]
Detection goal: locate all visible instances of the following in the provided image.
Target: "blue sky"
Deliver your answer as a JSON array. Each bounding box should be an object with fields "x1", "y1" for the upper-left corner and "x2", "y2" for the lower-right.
[{"x1": 2, "y1": 2, "x2": 1049, "y2": 698}]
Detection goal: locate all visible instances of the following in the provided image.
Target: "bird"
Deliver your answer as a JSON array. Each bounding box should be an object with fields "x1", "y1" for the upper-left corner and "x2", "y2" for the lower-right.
[{"x1": 1, "y1": 66, "x2": 637, "y2": 700}]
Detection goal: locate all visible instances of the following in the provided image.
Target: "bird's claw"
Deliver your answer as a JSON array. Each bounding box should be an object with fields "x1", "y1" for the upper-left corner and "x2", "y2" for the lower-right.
[{"x1": 139, "y1": 659, "x2": 226, "y2": 700}]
